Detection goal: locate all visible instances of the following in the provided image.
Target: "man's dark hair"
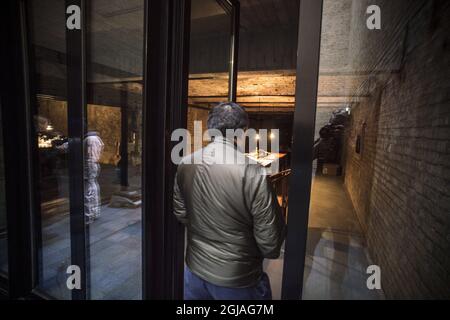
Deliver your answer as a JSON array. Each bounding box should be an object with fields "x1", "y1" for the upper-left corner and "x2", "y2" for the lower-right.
[{"x1": 207, "y1": 102, "x2": 249, "y2": 136}]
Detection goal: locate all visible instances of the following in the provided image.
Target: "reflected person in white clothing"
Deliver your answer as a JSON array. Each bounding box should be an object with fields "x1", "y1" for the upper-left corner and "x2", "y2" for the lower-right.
[{"x1": 84, "y1": 131, "x2": 104, "y2": 224}]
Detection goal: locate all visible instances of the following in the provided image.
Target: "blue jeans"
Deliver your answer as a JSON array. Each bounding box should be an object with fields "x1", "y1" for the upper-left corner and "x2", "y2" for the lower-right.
[{"x1": 184, "y1": 267, "x2": 272, "y2": 300}]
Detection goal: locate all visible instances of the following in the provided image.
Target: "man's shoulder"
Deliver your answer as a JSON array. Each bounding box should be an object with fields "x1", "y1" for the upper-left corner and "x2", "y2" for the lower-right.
[{"x1": 179, "y1": 148, "x2": 204, "y2": 165}]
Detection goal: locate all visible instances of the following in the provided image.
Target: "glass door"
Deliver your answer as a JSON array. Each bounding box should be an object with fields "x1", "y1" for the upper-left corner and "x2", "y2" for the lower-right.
[
  {"x1": 27, "y1": 0, "x2": 72, "y2": 299},
  {"x1": 0, "y1": 104, "x2": 7, "y2": 277},
  {"x1": 85, "y1": 0, "x2": 144, "y2": 300},
  {"x1": 4, "y1": 0, "x2": 225, "y2": 300}
]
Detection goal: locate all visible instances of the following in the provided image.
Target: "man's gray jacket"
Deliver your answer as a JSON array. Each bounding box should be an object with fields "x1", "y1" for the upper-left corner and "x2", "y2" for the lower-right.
[{"x1": 173, "y1": 136, "x2": 286, "y2": 288}]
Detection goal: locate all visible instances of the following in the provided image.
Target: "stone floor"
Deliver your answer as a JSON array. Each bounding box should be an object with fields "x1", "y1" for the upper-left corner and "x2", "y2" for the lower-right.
[
  {"x1": 302, "y1": 174, "x2": 384, "y2": 300},
  {"x1": 6, "y1": 165, "x2": 384, "y2": 300},
  {"x1": 38, "y1": 164, "x2": 142, "y2": 300},
  {"x1": 264, "y1": 174, "x2": 384, "y2": 300}
]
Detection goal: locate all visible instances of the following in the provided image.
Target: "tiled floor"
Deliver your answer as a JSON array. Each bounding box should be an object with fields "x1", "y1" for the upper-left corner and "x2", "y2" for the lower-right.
[{"x1": 39, "y1": 204, "x2": 142, "y2": 299}]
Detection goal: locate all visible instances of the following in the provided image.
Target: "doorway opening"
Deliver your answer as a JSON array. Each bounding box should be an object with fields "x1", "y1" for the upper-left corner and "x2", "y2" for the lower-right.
[{"x1": 188, "y1": 0, "x2": 300, "y2": 299}]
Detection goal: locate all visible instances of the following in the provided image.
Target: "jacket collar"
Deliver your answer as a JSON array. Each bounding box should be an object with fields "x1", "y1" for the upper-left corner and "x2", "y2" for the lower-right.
[
  {"x1": 211, "y1": 135, "x2": 248, "y2": 153},
  {"x1": 211, "y1": 135, "x2": 235, "y2": 148}
]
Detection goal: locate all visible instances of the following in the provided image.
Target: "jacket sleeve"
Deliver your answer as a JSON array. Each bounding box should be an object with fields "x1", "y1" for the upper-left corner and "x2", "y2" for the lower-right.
[
  {"x1": 247, "y1": 165, "x2": 286, "y2": 259},
  {"x1": 173, "y1": 170, "x2": 188, "y2": 224}
]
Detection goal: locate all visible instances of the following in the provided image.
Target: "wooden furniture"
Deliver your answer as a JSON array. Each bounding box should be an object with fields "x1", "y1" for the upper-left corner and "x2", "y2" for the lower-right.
[{"x1": 268, "y1": 169, "x2": 291, "y2": 222}]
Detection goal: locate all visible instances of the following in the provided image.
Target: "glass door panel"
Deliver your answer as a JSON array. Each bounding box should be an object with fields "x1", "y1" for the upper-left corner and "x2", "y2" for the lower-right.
[
  {"x1": 85, "y1": 0, "x2": 144, "y2": 300},
  {"x1": 302, "y1": 0, "x2": 384, "y2": 300},
  {"x1": 26, "y1": 0, "x2": 145, "y2": 300},
  {"x1": 188, "y1": 0, "x2": 232, "y2": 152}
]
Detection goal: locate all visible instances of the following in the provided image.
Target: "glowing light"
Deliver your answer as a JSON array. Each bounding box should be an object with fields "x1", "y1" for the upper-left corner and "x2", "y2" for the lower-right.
[
  {"x1": 270, "y1": 132, "x2": 275, "y2": 139},
  {"x1": 255, "y1": 134, "x2": 260, "y2": 140},
  {"x1": 46, "y1": 125, "x2": 53, "y2": 131}
]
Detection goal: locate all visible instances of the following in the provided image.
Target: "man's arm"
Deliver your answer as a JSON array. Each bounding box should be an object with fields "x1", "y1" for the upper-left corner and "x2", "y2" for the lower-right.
[
  {"x1": 246, "y1": 165, "x2": 286, "y2": 258},
  {"x1": 173, "y1": 170, "x2": 188, "y2": 224}
]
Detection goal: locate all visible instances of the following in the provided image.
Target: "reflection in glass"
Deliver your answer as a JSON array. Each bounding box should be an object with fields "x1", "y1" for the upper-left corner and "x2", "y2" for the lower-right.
[
  {"x1": 27, "y1": 0, "x2": 144, "y2": 299},
  {"x1": 186, "y1": 0, "x2": 303, "y2": 300},
  {"x1": 86, "y1": 0, "x2": 144, "y2": 299},
  {"x1": 28, "y1": 0, "x2": 72, "y2": 299},
  {"x1": 188, "y1": 0, "x2": 232, "y2": 152},
  {"x1": 302, "y1": 0, "x2": 392, "y2": 300},
  {"x1": 254, "y1": 116, "x2": 292, "y2": 300},
  {"x1": 84, "y1": 131, "x2": 104, "y2": 224}
]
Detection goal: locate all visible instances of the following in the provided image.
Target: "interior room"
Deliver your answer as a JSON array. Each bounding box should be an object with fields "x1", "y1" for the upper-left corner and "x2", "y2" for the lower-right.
[
  {"x1": 28, "y1": 0, "x2": 304, "y2": 299},
  {"x1": 1, "y1": 0, "x2": 448, "y2": 300}
]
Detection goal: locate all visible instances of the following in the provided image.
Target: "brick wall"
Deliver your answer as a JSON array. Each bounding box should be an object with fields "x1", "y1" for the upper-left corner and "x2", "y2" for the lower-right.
[
  {"x1": 342, "y1": 0, "x2": 450, "y2": 298},
  {"x1": 342, "y1": 88, "x2": 381, "y2": 232}
]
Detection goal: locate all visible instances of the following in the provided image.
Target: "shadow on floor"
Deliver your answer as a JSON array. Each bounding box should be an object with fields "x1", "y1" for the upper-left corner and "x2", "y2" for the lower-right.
[{"x1": 302, "y1": 174, "x2": 384, "y2": 300}]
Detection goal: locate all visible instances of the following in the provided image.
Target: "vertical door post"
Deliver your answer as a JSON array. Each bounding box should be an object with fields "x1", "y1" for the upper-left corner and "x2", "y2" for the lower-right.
[
  {"x1": 142, "y1": 0, "x2": 169, "y2": 299},
  {"x1": 142, "y1": 0, "x2": 191, "y2": 299},
  {"x1": 65, "y1": 0, "x2": 89, "y2": 300},
  {"x1": 120, "y1": 89, "x2": 129, "y2": 187},
  {"x1": 228, "y1": 0, "x2": 240, "y2": 102},
  {"x1": 0, "y1": 0, "x2": 36, "y2": 299},
  {"x1": 281, "y1": 0, "x2": 323, "y2": 300},
  {"x1": 164, "y1": 0, "x2": 191, "y2": 300}
]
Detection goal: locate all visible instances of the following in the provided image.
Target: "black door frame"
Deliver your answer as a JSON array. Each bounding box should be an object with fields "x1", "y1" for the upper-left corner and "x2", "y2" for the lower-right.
[
  {"x1": 142, "y1": 0, "x2": 192, "y2": 299},
  {"x1": 0, "y1": 0, "x2": 193, "y2": 300},
  {"x1": 65, "y1": 0, "x2": 90, "y2": 300},
  {"x1": 281, "y1": 0, "x2": 323, "y2": 300},
  {"x1": 228, "y1": 0, "x2": 240, "y2": 102},
  {"x1": 145, "y1": 0, "x2": 240, "y2": 299},
  {"x1": 217, "y1": 0, "x2": 240, "y2": 102}
]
